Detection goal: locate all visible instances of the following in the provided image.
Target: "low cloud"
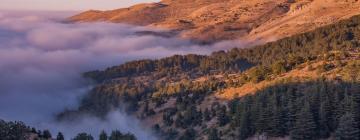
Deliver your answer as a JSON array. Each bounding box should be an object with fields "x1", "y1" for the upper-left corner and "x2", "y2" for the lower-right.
[
  {"x1": 0, "y1": 11, "x2": 249, "y2": 139},
  {"x1": 39, "y1": 111, "x2": 157, "y2": 140}
]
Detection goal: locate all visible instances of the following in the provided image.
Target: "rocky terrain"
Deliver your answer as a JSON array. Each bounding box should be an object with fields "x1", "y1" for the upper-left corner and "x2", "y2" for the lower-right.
[{"x1": 70, "y1": 0, "x2": 360, "y2": 43}]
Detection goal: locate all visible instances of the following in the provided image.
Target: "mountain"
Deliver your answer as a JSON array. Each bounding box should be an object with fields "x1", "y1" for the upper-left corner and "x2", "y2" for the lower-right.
[
  {"x1": 66, "y1": 0, "x2": 360, "y2": 139},
  {"x1": 59, "y1": 14, "x2": 360, "y2": 140},
  {"x1": 69, "y1": 0, "x2": 360, "y2": 43}
]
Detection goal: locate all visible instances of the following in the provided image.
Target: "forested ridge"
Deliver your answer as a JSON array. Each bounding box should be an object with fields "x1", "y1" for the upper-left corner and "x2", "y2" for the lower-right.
[
  {"x1": 85, "y1": 14, "x2": 359, "y2": 83},
  {"x1": 1, "y1": 12, "x2": 359, "y2": 140},
  {"x1": 55, "y1": 14, "x2": 360, "y2": 140}
]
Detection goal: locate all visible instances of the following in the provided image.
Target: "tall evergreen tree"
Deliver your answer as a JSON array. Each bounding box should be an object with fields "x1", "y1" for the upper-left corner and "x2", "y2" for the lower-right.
[
  {"x1": 255, "y1": 106, "x2": 271, "y2": 134},
  {"x1": 238, "y1": 110, "x2": 253, "y2": 140},
  {"x1": 343, "y1": 88, "x2": 352, "y2": 113},
  {"x1": 99, "y1": 130, "x2": 108, "y2": 140},
  {"x1": 318, "y1": 96, "x2": 332, "y2": 138},
  {"x1": 110, "y1": 130, "x2": 123, "y2": 140},
  {"x1": 43, "y1": 130, "x2": 52, "y2": 139},
  {"x1": 350, "y1": 84, "x2": 360, "y2": 137},
  {"x1": 286, "y1": 88, "x2": 298, "y2": 132},
  {"x1": 253, "y1": 92, "x2": 270, "y2": 134},
  {"x1": 268, "y1": 106, "x2": 286, "y2": 137},
  {"x1": 335, "y1": 113, "x2": 360, "y2": 140},
  {"x1": 179, "y1": 129, "x2": 196, "y2": 140},
  {"x1": 56, "y1": 132, "x2": 64, "y2": 140},
  {"x1": 37, "y1": 130, "x2": 42, "y2": 138},
  {"x1": 217, "y1": 105, "x2": 229, "y2": 126},
  {"x1": 290, "y1": 102, "x2": 317, "y2": 140},
  {"x1": 73, "y1": 133, "x2": 94, "y2": 140},
  {"x1": 208, "y1": 128, "x2": 220, "y2": 140},
  {"x1": 203, "y1": 108, "x2": 211, "y2": 121}
]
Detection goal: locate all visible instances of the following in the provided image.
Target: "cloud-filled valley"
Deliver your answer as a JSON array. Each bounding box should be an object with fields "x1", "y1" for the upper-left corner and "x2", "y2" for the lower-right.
[{"x1": 0, "y1": 11, "x2": 246, "y2": 139}]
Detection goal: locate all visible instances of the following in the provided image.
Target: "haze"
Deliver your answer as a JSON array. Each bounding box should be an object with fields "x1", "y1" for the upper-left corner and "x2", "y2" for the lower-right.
[
  {"x1": 0, "y1": 0, "x2": 160, "y2": 11},
  {"x1": 0, "y1": 10, "x2": 244, "y2": 139}
]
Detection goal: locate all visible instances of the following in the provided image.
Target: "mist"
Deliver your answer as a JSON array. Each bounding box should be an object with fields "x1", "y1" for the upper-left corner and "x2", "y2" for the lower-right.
[{"x1": 0, "y1": 11, "x2": 248, "y2": 139}]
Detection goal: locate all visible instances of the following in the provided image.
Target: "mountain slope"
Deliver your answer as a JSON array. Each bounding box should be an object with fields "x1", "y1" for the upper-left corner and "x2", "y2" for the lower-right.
[
  {"x1": 60, "y1": 14, "x2": 360, "y2": 140},
  {"x1": 70, "y1": 0, "x2": 360, "y2": 43}
]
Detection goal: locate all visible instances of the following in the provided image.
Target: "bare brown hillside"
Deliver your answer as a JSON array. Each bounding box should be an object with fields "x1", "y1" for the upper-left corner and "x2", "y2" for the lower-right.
[{"x1": 69, "y1": 0, "x2": 360, "y2": 43}]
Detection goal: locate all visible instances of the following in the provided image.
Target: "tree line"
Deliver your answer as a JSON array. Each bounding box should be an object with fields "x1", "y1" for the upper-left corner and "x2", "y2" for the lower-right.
[{"x1": 0, "y1": 120, "x2": 136, "y2": 140}]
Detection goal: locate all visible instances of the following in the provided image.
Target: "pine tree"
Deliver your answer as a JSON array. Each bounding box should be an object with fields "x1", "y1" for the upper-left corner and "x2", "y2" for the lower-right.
[
  {"x1": 203, "y1": 108, "x2": 211, "y2": 121},
  {"x1": 290, "y1": 102, "x2": 317, "y2": 140},
  {"x1": 343, "y1": 89, "x2": 352, "y2": 113},
  {"x1": 183, "y1": 105, "x2": 199, "y2": 126},
  {"x1": 175, "y1": 113, "x2": 185, "y2": 128},
  {"x1": 99, "y1": 130, "x2": 108, "y2": 140},
  {"x1": 269, "y1": 106, "x2": 286, "y2": 137},
  {"x1": 351, "y1": 84, "x2": 360, "y2": 130},
  {"x1": 309, "y1": 86, "x2": 321, "y2": 136},
  {"x1": 125, "y1": 133, "x2": 136, "y2": 140},
  {"x1": 238, "y1": 110, "x2": 253, "y2": 140},
  {"x1": 286, "y1": 87, "x2": 298, "y2": 132},
  {"x1": 179, "y1": 129, "x2": 196, "y2": 140},
  {"x1": 335, "y1": 113, "x2": 360, "y2": 140},
  {"x1": 208, "y1": 128, "x2": 220, "y2": 140},
  {"x1": 56, "y1": 132, "x2": 64, "y2": 140},
  {"x1": 217, "y1": 105, "x2": 229, "y2": 126},
  {"x1": 143, "y1": 101, "x2": 149, "y2": 116},
  {"x1": 318, "y1": 96, "x2": 332, "y2": 138},
  {"x1": 31, "y1": 128, "x2": 37, "y2": 134},
  {"x1": 333, "y1": 88, "x2": 344, "y2": 123},
  {"x1": 73, "y1": 133, "x2": 94, "y2": 140},
  {"x1": 110, "y1": 130, "x2": 123, "y2": 140},
  {"x1": 255, "y1": 106, "x2": 271, "y2": 134},
  {"x1": 43, "y1": 130, "x2": 52, "y2": 139},
  {"x1": 37, "y1": 130, "x2": 42, "y2": 138}
]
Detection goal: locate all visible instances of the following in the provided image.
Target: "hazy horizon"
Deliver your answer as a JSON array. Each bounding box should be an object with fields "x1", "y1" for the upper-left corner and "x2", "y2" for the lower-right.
[{"x1": 0, "y1": 0, "x2": 160, "y2": 11}]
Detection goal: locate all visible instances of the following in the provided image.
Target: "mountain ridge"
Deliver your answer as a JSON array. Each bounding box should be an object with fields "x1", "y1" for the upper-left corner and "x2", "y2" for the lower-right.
[{"x1": 69, "y1": 0, "x2": 360, "y2": 43}]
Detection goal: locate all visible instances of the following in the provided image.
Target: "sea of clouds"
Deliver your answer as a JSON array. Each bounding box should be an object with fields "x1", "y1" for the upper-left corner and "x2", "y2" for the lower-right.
[{"x1": 0, "y1": 11, "x2": 247, "y2": 139}]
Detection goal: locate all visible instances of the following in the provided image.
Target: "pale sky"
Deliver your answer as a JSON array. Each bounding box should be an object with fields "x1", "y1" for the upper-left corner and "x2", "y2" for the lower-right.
[{"x1": 0, "y1": 0, "x2": 160, "y2": 11}]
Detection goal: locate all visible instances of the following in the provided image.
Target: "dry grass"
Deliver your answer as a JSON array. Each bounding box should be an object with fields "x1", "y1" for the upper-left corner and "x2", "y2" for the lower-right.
[
  {"x1": 70, "y1": 0, "x2": 360, "y2": 43},
  {"x1": 215, "y1": 61, "x2": 329, "y2": 99}
]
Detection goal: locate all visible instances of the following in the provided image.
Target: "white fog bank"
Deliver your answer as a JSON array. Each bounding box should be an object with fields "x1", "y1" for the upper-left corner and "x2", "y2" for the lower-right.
[{"x1": 0, "y1": 11, "x2": 248, "y2": 139}]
